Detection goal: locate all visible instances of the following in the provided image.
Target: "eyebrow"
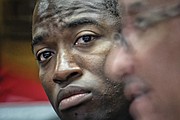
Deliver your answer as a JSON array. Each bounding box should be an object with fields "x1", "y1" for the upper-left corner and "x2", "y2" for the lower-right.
[
  {"x1": 32, "y1": 32, "x2": 48, "y2": 46},
  {"x1": 131, "y1": 2, "x2": 180, "y2": 29},
  {"x1": 32, "y1": 17, "x2": 101, "y2": 47},
  {"x1": 64, "y1": 17, "x2": 100, "y2": 28}
]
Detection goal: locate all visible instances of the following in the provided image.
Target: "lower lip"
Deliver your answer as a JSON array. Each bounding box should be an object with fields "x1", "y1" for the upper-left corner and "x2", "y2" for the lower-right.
[
  {"x1": 129, "y1": 95, "x2": 148, "y2": 119},
  {"x1": 59, "y1": 93, "x2": 92, "y2": 111}
]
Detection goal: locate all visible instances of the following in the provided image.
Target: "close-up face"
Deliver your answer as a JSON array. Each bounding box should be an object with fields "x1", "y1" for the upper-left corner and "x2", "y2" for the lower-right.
[
  {"x1": 32, "y1": 0, "x2": 131, "y2": 120},
  {"x1": 106, "y1": 0, "x2": 180, "y2": 120}
]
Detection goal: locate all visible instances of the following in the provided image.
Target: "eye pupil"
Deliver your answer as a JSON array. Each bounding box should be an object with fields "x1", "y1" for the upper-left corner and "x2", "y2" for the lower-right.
[
  {"x1": 43, "y1": 52, "x2": 51, "y2": 59},
  {"x1": 82, "y1": 35, "x2": 92, "y2": 42},
  {"x1": 75, "y1": 33, "x2": 99, "y2": 46},
  {"x1": 36, "y1": 50, "x2": 55, "y2": 63}
]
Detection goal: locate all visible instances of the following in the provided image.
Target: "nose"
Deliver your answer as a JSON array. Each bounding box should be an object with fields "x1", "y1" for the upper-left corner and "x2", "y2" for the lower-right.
[
  {"x1": 53, "y1": 51, "x2": 82, "y2": 84},
  {"x1": 105, "y1": 46, "x2": 134, "y2": 80}
]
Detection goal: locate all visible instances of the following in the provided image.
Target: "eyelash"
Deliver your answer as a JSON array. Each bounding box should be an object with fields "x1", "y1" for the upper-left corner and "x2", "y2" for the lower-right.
[
  {"x1": 74, "y1": 34, "x2": 100, "y2": 46},
  {"x1": 36, "y1": 49, "x2": 55, "y2": 63}
]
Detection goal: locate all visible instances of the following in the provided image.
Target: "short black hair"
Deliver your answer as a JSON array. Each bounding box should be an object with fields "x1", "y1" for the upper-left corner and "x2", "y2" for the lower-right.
[{"x1": 103, "y1": 0, "x2": 120, "y2": 17}]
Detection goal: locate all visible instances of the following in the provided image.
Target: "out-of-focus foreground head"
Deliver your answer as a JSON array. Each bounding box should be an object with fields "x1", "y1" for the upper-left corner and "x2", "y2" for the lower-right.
[
  {"x1": 105, "y1": 0, "x2": 180, "y2": 120},
  {"x1": 31, "y1": 0, "x2": 133, "y2": 120}
]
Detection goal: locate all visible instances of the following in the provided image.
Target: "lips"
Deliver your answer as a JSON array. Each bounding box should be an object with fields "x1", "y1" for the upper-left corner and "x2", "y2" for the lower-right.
[
  {"x1": 124, "y1": 79, "x2": 148, "y2": 101},
  {"x1": 57, "y1": 86, "x2": 92, "y2": 111},
  {"x1": 123, "y1": 77, "x2": 150, "y2": 119}
]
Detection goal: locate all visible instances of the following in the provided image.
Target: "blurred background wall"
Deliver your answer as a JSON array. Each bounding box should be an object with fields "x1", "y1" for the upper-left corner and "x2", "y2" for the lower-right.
[{"x1": 0, "y1": 0, "x2": 48, "y2": 102}]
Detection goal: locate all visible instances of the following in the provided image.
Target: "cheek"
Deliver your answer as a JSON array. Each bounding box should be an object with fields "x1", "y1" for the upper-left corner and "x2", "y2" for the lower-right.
[
  {"x1": 133, "y1": 44, "x2": 180, "y2": 117},
  {"x1": 39, "y1": 68, "x2": 57, "y2": 103},
  {"x1": 39, "y1": 67, "x2": 54, "y2": 88},
  {"x1": 135, "y1": 39, "x2": 180, "y2": 100},
  {"x1": 74, "y1": 53, "x2": 107, "y2": 77},
  {"x1": 74, "y1": 41, "x2": 113, "y2": 76}
]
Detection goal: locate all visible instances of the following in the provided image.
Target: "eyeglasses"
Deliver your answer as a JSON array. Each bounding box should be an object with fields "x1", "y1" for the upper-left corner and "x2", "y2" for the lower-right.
[{"x1": 114, "y1": 1, "x2": 180, "y2": 50}]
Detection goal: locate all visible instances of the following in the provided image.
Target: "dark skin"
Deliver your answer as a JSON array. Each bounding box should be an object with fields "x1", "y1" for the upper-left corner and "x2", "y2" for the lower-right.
[{"x1": 32, "y1": 0, "x2": 132, "y2": 120}]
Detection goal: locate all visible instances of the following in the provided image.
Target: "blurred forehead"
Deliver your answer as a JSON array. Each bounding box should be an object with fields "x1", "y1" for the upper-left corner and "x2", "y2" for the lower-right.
[
  {"x1": 122, "y1": 0, "x2": 179, "y2": 6},
  {"x1": 120, "y1": 0, "x2": 180, "y2": 13},
  {"x1": 145, "y1": 0, "x2": 179, "y2": 6},
  {"x1": 119, "y1": 0, "x2": 180, "y2": 29}
]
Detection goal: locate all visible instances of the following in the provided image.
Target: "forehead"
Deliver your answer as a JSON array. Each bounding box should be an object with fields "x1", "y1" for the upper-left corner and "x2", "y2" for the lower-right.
[
  {"x1": 36, "y1": 0, "x2": 102, "y2": 16},
  {"x1": 33, "y1": 0, "x2": 118, "y2": 25}
]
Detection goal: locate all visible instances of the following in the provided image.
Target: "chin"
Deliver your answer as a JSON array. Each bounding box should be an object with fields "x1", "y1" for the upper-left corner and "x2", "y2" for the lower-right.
[{"x1": 57, "y1": 101, "x2": 132, "y2": 120}]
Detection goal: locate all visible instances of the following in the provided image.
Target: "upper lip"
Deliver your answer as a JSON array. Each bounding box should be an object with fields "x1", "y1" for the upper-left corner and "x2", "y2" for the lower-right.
[
  {"x1": 57, "y1": 86, "x2": 91, "y2": 109},
  {"x1": 124, "y1": 78, "x2": 149, "y2": 102}
]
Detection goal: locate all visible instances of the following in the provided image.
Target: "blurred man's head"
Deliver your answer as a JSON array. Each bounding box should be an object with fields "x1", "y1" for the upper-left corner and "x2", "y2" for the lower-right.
[{"x1": 106, "y1": 0, "x2": 180, "y2": 120}]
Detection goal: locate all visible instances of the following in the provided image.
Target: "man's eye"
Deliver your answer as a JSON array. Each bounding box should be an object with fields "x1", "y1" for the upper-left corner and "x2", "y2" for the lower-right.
[
  {"x1": 75, "y1": 34, "x2": 98, "y2": 46},
  {"x1": 36, "y1": 51, "x2": 55, "y2": 62}
]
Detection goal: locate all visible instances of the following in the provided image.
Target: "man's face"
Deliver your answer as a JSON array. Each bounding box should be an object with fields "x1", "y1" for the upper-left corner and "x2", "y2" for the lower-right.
[
  {"x1": 32, "y1": 0, "x2": 131, "y2": 120},
  {"x1": 106, "y1": 0, "x2": 180, "y2": 120}
]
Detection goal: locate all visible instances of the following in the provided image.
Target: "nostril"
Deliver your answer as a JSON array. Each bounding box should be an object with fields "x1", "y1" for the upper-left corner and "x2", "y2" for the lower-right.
[
  {"x1": 53, "y1": 70, "x2": 82, "y2": 84},
  {"x1": 67, "y1": 71, "x2": 82, "y2": 80},
  {"x1": 53, "y1": 79, "x2": 64, "y2": 84}
]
